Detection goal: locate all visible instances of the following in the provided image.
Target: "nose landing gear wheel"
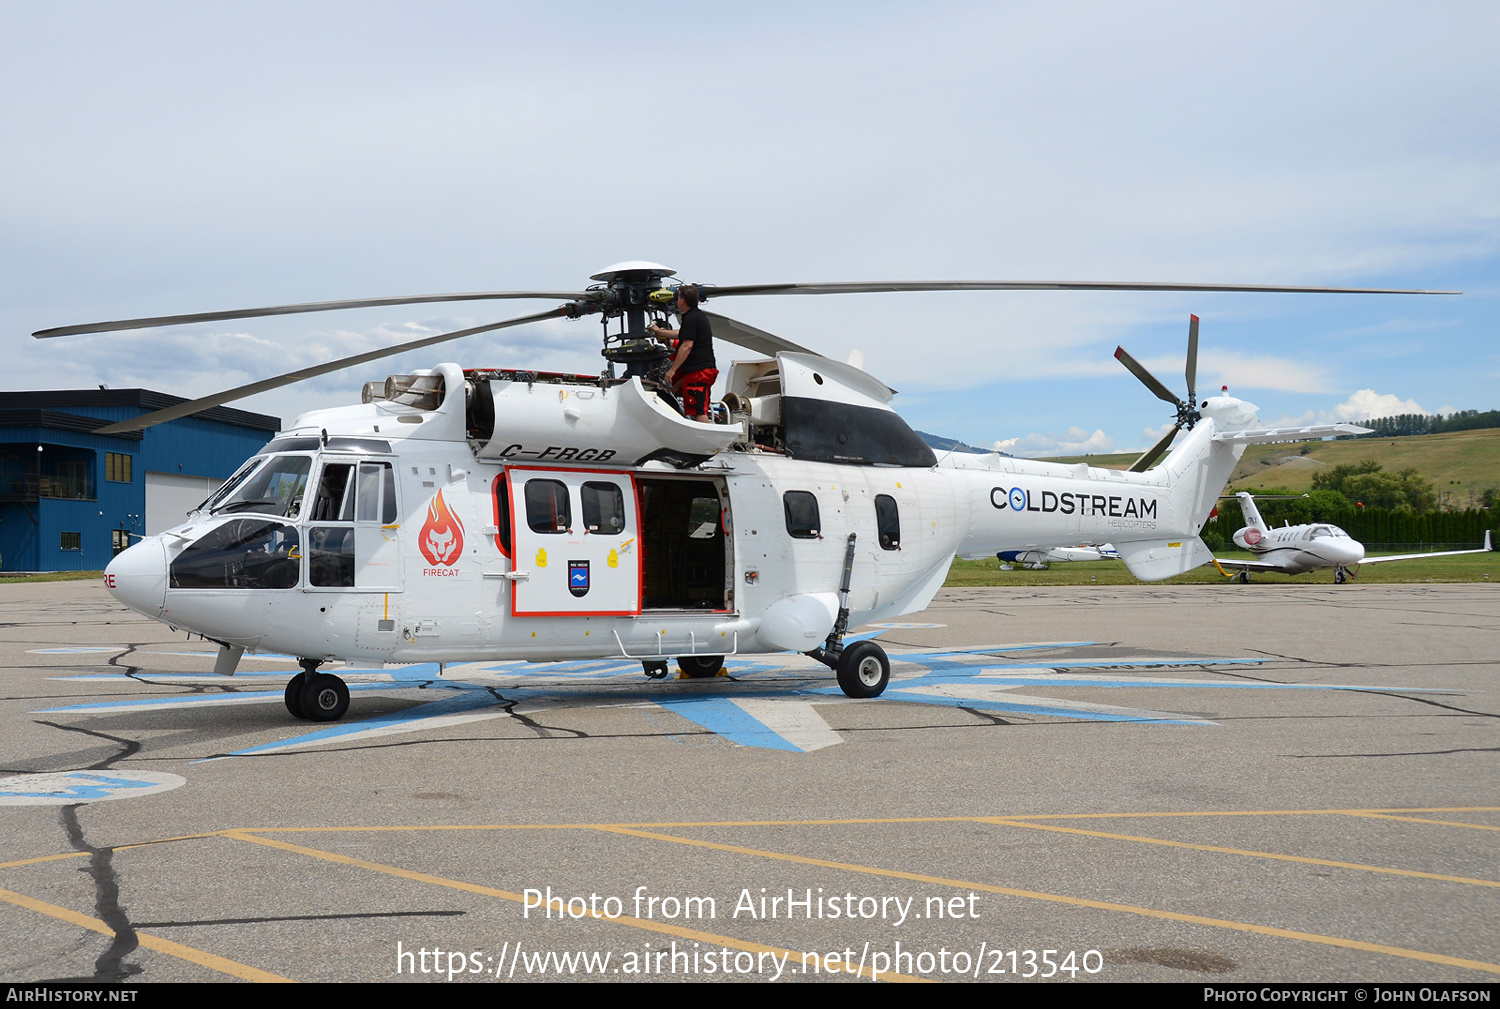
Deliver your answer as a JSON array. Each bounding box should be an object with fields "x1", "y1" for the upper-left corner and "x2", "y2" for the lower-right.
[
  {"x1": 677, "y1": 655, "x2": 725, "y2": 678},
  {"x1": 300, "y1": 673, "x2": 350, "y2": 722},
  {"x1": 284, "y1": 673, "x2": 307, "y2": 719},
  {"x1": 836, "y1": 641, "x2": 890, "y2": 698}
]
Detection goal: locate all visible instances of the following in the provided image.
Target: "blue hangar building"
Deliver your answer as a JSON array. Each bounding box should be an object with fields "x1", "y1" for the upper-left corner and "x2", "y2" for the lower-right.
[{"x1": 1, "y1": 389, "x2": 279, "y2": 572}]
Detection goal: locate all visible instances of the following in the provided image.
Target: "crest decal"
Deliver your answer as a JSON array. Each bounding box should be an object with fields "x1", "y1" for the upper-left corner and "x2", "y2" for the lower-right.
[{"x1": 419, "y1": 489, "x2": 465, "y2": 567}]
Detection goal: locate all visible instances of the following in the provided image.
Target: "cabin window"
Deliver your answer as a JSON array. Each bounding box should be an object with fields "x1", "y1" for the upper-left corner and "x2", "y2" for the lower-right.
[
  {"x1": 783, "y1": 491, "x2": 820, "y2": 539},
  {"x1": 170, "y1": 519, "x2": 300, "y2": 589},
  {"x1": 581, "y1": 481, "x2": 626, "y2": 534},
  {"x1": 309, "y1": 526, "x2": 355, "y2": 587},
  {"x1": 354, "y1": 462, "x2": 396, "y2": 523},
  {"x1": 875, "y1": 494, "x2": 900, "y2": 550},
  {"x1": 525, "y1": 479, "x2": 571, "y2": 534},
  {"x1": 312, "y1": 463, "x2": 355, "y2": 521},
  {"x1": 493, "y1": 477, "x2": 512, "y2": 555}
]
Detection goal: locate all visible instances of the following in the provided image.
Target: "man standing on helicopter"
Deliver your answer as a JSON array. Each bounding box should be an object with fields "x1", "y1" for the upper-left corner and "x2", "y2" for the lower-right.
[{"x1": 648, "y1": 286, "x2": 717, "y2": 423}]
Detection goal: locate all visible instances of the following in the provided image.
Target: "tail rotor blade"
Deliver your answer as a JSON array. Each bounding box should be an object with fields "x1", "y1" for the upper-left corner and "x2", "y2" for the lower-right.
[
  {"x1": 1115, "y1": 346, "x2": 1183, "y2": 407},
  {"x1": 1185, "y1": 314, "x2": 1199, "y2": 404},
  {"x1": 1128, "y1": 424, "x2": 1181, "y2": 472}
]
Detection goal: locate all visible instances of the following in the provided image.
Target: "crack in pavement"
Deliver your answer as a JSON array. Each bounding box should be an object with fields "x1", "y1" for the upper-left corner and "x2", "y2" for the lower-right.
[{"x1": 39, "y1": 720, "x2": 145, "y2": 982}]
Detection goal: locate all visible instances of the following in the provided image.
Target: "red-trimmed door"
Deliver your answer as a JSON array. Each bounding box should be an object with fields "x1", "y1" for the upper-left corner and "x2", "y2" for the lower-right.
[{"x1": 507, "y1": 467, "x2": 641, "y2": 617}]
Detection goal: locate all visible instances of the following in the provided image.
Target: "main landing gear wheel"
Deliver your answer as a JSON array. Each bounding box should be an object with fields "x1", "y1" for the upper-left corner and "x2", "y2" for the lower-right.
[
  {"x1": 1237, "y1": 570, "x2": 1251, "y2": 584},
  {"x1": 284, "y1": 673, "x2": 306, "y2": 719},
  {"x1": 299, "y1": 673, "x2": 350, "y2": 722},
  {"x1": 677, "y1": 655, "x2": 725, "y2": 678},
  {"x1": 836, "y1": 641, "x2": 890, "y2": 699}
]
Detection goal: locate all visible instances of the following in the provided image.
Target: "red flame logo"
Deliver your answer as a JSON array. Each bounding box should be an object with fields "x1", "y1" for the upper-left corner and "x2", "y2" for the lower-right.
[{"x1": 419, "y1": 489, "x2": 465, "y2": 566}]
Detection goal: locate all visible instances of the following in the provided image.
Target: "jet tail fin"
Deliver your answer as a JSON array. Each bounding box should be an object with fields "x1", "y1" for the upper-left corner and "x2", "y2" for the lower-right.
[{"x1": 1236, "y1": 491, "x2": 1269, "y2": 533}]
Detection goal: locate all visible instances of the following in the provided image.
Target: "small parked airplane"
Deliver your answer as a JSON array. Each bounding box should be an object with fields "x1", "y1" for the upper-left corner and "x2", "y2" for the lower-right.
[
  {"x1": 997, "y1": 544, "x2": 1119, "y2": 569},
  {"x1": 1214, "y1": 491, "x2": 1493, "y2": 583}
]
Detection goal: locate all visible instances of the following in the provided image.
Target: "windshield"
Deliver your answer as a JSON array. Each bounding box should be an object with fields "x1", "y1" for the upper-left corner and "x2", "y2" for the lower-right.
[{"x1": 210, "y1": 454, "x2": 311, "y2": 518}]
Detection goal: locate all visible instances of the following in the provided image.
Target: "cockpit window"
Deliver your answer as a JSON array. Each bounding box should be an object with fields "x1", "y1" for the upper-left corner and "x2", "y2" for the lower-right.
[
  {"x1": 170, "y1": 519, "x2": 300, "y2": 589},
  {"x1": 202, "y1": 457, "x2": 266, "y2": 512},
  {"x1": 210, "y1": 455, "x2": 310, "y2": 518},
  {"x1": 1309, "y1": 526, "x2": 1333, "y2": 539}
]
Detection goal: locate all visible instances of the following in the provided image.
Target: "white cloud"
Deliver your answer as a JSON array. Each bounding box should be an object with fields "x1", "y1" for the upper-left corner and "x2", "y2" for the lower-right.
[
  {"x1": 1140, "y1": 422, "x2": 1179, "y2": 449},
  {"x1": 1332, "y1": 389, "x2": 1429, "y2": 421},
  {"x1": 993, "y1": 426, "x2": 1116, "y2": 458}
]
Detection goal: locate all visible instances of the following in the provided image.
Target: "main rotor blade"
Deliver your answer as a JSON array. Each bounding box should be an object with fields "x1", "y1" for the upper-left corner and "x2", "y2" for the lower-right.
[
  {"x1": 701, "y1": 311, "x2": 821, "y2": 359},
  {"x1": 1129, "y1": 424, "x2": 1181, "y2": 472},
  {"x1": 34, "y1": 291, "x2": 588, "y2": 338},
  {"x1": 1184, "y1": 313, "x2": 1199, "y2": 403},
  {"x1": 699, "y1": 280, "x2": 1460, "y2": 299},
  {"x1": 1114, "y1": 346, "x2": 1182, "y2": 406},
  {"x1": 93, "y1": 306, "x2": 568, "y2": 434}
]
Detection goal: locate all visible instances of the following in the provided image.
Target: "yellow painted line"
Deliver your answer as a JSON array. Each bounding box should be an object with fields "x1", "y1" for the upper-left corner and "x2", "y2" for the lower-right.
[
  {"x1": 0, "y1": 885, "x2": 293, "y2": 982},
  {"x1": 0, "y1": 851, "x2": 90, "y2": 870},
  {"x1": 1343, "y1": 812, "x2": 1500, "y2": 832},
  {"x1": 228, "y1": 807, "x2": 1500, "y2": 833},
  {"x1": 596, "y1": 826, "x2": 1500, "y2": 976},
  {"x1": 978, "y1": 818, "x2": 1500, "y2": 888},
  {"x1": 226, "y1": 830, "x2": 928, "y2": 982},
  {"x1": 1004, "y1": 806, "x2": 1500, "y2": 821}
]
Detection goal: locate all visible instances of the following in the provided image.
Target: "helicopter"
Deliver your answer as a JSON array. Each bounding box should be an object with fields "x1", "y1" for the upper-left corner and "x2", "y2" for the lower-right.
[{"x1": 44, "y1": 262, "x2": 1450, "y2": 722}]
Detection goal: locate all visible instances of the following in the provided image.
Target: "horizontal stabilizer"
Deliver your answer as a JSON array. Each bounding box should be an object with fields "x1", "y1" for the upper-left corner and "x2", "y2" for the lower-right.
[
  {"x1": 1212, "y1": 423, "x2": 1371, "y2": 445},
  {"x1": 1115, "y1": 537, "x2": 1215, "y2": 582}
]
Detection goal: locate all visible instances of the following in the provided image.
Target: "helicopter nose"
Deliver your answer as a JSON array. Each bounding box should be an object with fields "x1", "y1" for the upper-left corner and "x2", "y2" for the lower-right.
[{"x1": 104, "y1": 538, "x2": 167, "y2": 618}]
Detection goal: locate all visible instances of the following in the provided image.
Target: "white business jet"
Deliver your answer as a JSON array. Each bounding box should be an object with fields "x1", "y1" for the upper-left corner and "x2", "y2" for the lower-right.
[{"x1": 1216, "y1": 491, "x2": 1492, "y2": 583}]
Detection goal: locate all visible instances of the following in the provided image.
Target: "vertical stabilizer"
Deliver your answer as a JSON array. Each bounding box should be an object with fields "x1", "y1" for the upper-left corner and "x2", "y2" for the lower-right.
[{"x1": 1236, "y1": 491, "x2": 1269, "y2": 533}]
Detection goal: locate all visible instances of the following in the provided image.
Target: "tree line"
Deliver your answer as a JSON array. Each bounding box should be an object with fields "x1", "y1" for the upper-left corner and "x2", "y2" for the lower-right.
[
  {"x1": 1349, "y1": 409, "x2": 1500, "y2": 438},
  {"x1": 1203, "y1": 463, "x2": 1498, "y2": 552}
]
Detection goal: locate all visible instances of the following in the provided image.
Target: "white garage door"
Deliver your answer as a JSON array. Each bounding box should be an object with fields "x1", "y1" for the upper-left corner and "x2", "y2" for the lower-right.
[{"x1": 145, "y1": 472, "x2": 223, "y2": 535}]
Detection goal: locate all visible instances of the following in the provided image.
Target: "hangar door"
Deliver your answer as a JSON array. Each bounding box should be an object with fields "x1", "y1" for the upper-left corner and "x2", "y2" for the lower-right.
[{"x1": 145, "y1": 472, "x2": 222, "y2": 535}]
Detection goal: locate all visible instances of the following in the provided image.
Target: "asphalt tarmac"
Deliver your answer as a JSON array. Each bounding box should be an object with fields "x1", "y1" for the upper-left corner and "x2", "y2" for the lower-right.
[{"x1": 0, "y1": 579, "x2": 1495, "y2": 984}]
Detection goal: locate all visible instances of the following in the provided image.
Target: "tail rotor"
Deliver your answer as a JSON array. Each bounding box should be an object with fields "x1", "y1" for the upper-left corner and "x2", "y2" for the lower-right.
[{"x1": 1116, "y1": 315, "x2": 1203, "y2": 472}]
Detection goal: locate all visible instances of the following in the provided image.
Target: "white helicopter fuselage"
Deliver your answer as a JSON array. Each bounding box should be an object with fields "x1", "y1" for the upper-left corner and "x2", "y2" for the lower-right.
[{"x1": 103, "y1": 360, "x2": 1271, "y2": 668}]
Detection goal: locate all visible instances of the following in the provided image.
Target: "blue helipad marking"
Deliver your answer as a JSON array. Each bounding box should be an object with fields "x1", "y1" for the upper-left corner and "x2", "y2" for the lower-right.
[
  {"x1": 33, "y1": 641, "x2": 1459, "y2": 756},
  {"x1": 28, "y1": 647, "x2": 125, "y2": 654},
  {"x1": 655, "y1": 697, "x2": 800, "y2": 752},
  {"x1": 57, "y1": 672, "x2": 297, "y2": 681},
  {"x1": 224, "y1": 687, "x2": 503, "y2": 756},
  {"x1": 0, "y1": 772, "x2": 156, "y2": 800},
  {"x1": 843, "y1": 689, "x2": 1205, "y2": 725},
  {"x1": 32, "y1": 682, "x2": 398, "y2": 713}
]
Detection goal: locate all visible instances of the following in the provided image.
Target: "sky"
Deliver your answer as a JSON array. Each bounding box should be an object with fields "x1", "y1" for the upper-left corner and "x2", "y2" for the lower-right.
[{"x1": 3, "y1": 2, "x2": 1497, "y2": 457}]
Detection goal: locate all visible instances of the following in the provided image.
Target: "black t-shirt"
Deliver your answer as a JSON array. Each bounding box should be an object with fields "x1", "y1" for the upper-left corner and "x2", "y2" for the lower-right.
[{"x1": 677, "y1": 307, "x2": 716, "y2": 374}]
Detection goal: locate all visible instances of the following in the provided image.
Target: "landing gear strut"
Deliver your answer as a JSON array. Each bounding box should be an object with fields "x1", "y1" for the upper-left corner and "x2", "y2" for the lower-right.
[
  {"x1": 807, "y1": 534, "x2": 891, "y2": 698},
  {"x1": 286, "y1": 658, "x2": 350, "y2": 722}
]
